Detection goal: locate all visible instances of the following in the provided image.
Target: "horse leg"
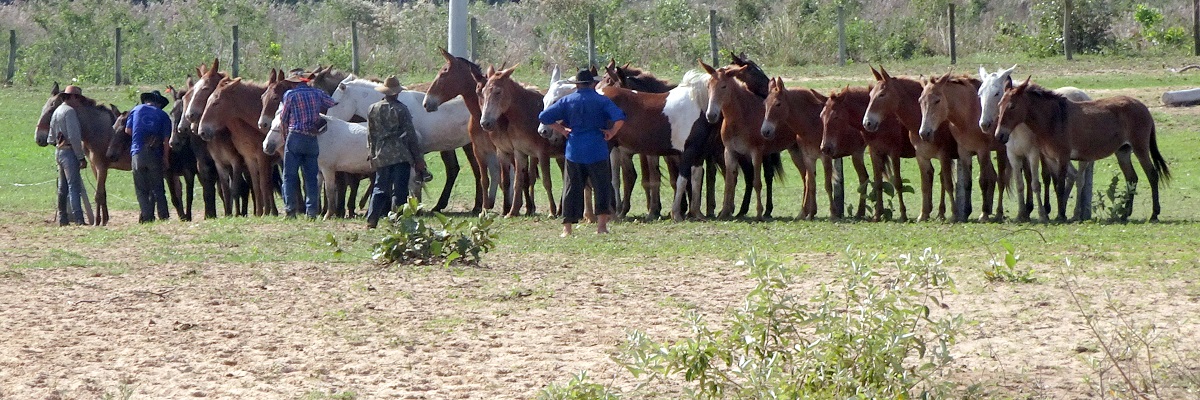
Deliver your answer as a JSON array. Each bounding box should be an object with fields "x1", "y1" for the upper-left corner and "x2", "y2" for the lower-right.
[
  {"x1": 870, "y1": 151, "x2": 887, "y2": 222},
  {"x1": 167, "y1": 172, "x2": 186, "y2": 221},
  {"x1": 432, "y1": 150, "x2": 459, "y2": 212},
  {"x1": 975, "y1": 152, "x2": 997, "y2": 222},
  {"x1": 523, "y1": 158, "x2": 537, "y2": 215},
  {"x1": 992, "y1": 148, "x2": 1009, "y2": 221},
  {"x1": 540, "y1": 156, "x2": 557, "y2": 217},
  {"x1": 953, "y1": 152, "x2": 973, "y2": 223},
  {"x1": 850, "y1": 152, "x2": 869, "y2": 220},
  {"x1": 750, "y1": 152, "x2": 764, "y2": 220},
  {"x1": 460, "y1": 144, "x2": 482, "y2": 213},
  {"x1": 612, "y1": 150, "x2": 633, "y2": 218},
  {"x1": 890, "y1": 155, "x2": 908, "y2": 222},
  {"x1": 507, "y1": 154, "x2": 527, "y2": 217},
  {"x1": 704, "y1": 158, "x2": 718, "y2": 218},
  {"x1": 1131, "y1": 148, "x2": 1161, "y2": 221},
  {"x1": 474, "y1": 143, "x2": 495, "y2": 210},
  {"x1": 821, "y1": 156, "x2": 835, "y2": 220},
  {"x1": 736, "y1": 157, "x2": 753, "y2": 218},
  {"x1": 641, "y1": 155, "x2": 663, "y2": 218},
  {"x1": 1010, "y1": 152, "x2": 1029, "y2": 222},
  {"x1": 95, "y1": 167, "x2": 108, "y2": 226},
  {"x1": 764, "y1": 153, "x2": 777, "y2": 219},
  {"x1": 917, "y1": 157, "x2": 934, "y2": 222},
  {"x1": 718, "y1": 150, "x2": 739, "y2": 219},
  {"x1": 1115, "y1": 149, "x2": 1140, "y2": 222}
]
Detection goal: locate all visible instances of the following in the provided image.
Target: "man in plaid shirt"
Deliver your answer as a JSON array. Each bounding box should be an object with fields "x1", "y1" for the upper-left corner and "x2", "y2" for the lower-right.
[{"x1": 278, "y1": 69, "x2": 336, "y2": 219}]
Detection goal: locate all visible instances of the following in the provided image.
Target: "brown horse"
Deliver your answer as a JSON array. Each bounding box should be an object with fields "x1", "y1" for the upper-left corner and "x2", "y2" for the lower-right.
[
  {"x1": 198, "y1": 76, "x2": 279, "y2": 217},
  {"x1": 701, "y1": 61, "x2": 803, "y2": 220},
  {"x1": 996, "y1": 77, "x2": 1170, "y2": 221},
  {"x1": 107, "y1": 103, "x2": 200, "y2": 221},
  {"x1": 761, "y1": 77, "x2": 850, "y2": 220},
  {"x1": 822, "y1": 85, "x2": 916, "y2": 221},
  {"x1": 35, "y1": 84, "x2": 129, "y2": 225},
  {"x1": 308, "y1": 65, "x2": 351, "y2": 96},
  {"x1": 480, "y1": 65, "x2": 562, "y2": 217},
  {"x1": 422, "y1": 48, "x2": 496, "y2": 214},
  {"x1": 595, "y1": 61, "x2": 679, "y2": 218},
  {"x1": 182, "y1": 59, "x2": 252, "y2": 217},
  {"x1": 863, "y1": 66, "x2": 959, "y2": 222},
  {"x1": 919, "y1": 72, "x2": 1009, "y2": 222}
]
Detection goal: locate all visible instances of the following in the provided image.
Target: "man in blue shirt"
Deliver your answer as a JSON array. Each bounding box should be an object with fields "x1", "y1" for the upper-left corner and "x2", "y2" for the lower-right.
[
  {"x1": 279, "y1": 69, "x2": 336, "y2": 219},
  {"x1": 538, "y1": 69, "x2": 626, "y2": 236},
  {"x1": 125, "y1": 90, "x2": 172, "y2": 223}
]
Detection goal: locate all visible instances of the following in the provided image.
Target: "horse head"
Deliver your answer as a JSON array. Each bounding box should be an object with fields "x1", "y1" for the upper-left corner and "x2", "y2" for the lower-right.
[
  {"x1": 863, "y1": 65, "x2": 896, "y2": 132},
  {"x1": 262, "y1": 107, "x2": 285, "y2": 157},
  {"x1": 701, "y1": 60, "x2": 744, "y2": 124},
  {"x1": 977, "y1": 65, "x2": 1016, "y2": 133},
  {"x1": 425, "y1": 48, "x2": 484, "y2": 113},
  {"x1": 35, "y1": 82, "x2": 63, "y2": 147},
  {"x1": 760, "y1": 77, "x2": 789, "y2": 140},
  {"x1": 106, "y1": 107, "x2": 130, "y2": 162},
  {"x1": 186, "y1": 58, "x2": 225, "y2": 124},
  {"x1": 198, "y1": 76, "x2": 240, "y2": 141},
  {"x1": 172, "y1": 76, "x2": 196, "y2": 149},
  {"x1": 539, "y1": 65, "x2": 576, "y2": 139},
  {"x1": 917, "y1": 72, "x2": 954, "y2": 141},
  {"x1": 995, "y1": 75, "x2": 1034, "y2": 145},
  {"x1": 479, "y1": 65, "x2": 518, "y2": 132},
  {"x1": 259, "y1": 69, "x2": 302, "y2": 130}
]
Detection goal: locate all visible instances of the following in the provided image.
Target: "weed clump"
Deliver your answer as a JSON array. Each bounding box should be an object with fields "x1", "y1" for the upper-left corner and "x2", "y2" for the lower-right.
[{"x1": 371, "y1": 198, "x2": 498, "y2": 267}]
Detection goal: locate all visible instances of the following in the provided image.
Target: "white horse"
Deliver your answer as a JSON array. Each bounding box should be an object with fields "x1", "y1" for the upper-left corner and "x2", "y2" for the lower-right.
[
  {"x1": 978, "y1": 65, "x2": 1094, "y2": 222},
  {"x1": 262, "y1": 109, "x2": 376, "y2": 220},
  {"x1": 328, "y1": 75, "x2": 498, "y2": 212}
]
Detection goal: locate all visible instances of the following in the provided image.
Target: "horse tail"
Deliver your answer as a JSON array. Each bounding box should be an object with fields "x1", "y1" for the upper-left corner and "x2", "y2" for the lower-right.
[
  {"x1": 1149, "y1": 124, "x2": 1171, "y2": 183},
  {"x1": 765, "y1": 152, "x2": 784, "y2": 183}
]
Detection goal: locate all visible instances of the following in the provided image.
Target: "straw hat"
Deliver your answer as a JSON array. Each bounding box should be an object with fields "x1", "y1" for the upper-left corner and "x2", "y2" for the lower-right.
[
  {"x1": 375, "y1": 76, "x2": 405, "y2": 96},
  {"x1": 284, "y1": 68, "x2": 310, "y2": 83}
]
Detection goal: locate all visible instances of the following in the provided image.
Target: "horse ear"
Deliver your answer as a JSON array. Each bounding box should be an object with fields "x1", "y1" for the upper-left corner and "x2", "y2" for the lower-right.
[
  {"x1": 1018, "y1": 75, "x2": 1032, "y2": 91},
  {"x1": 550, "y1": 65, "x2": 561, "y2": 82},
  {"x1": 699, "y1": 60, "x2": 716, "y2": 75},
  {"x1": 499, "y1": 65, "x2": 517, "y2": 79},
  {"x1": 870, "y1": 65, "x2": 882, "y2": 81},
  {"x1": 210, "y1": 58, "x2": 220, "y2": 75},
  {"x1": 606, "y1": 58, "x2": 616, "y2": 69},
  {"x1": 440, "y1": 47, "x2": 455, "y2": 62},
  {"x1": 51, "y1": 81, "x2": 60, "y2": 95},
  {"x1": 110, "y1": 104, "x2": 120, "y2": 115},
  {"x1": 979, "y1": 66, "x2": 988, "y2": 78},
  {"x1": 880, "y1": 65, "x2": 892, "y2": 80},
  {"x1": 589, "y1": 64, "x2": 598, "y2": 75},
  {"x1": 186, "y1": 75, "x2": 195, "y2": 88},
  {"x1": 940, "y1": 71, "x2": 952, "y2": 82},
  {"x1": 622, "y1": 62, "x2": 631, "y2": 69},
  {"x1": 486, "y1": 65, "x2": 496, "y2": 76},
  {"x1": 268, "y1": 69, "x2": 277, "y2": 84}
]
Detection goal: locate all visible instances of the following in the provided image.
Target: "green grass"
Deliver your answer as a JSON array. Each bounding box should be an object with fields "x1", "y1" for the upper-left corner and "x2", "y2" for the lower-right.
[{"x1": 2, "y1": 55, "x2": 1199, "y2": 286}]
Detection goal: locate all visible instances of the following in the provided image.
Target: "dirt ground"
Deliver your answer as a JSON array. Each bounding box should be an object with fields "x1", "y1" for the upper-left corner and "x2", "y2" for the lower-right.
[{"x1": 1, "y1": 211, "x2": 1198, "y2": 399}]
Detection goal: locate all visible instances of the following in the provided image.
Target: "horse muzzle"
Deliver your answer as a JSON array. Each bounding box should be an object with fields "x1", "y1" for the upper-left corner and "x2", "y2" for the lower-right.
[
  {"x1": 705, "y1": 110, "x2": 720, "y2": 124},
  {"x1": 258, "y1": 117, "x2": 272, "y2": 131},
  {"x1": 979, "y1": 119, "x2": 994, "y2": 133},
  {"x1": 996, "y1": 128, "x2": 1011, "y2": 145},
  {"x1": 199, "y1": 125, "x2": 217, "y2": 141},
  {"x1": 918, "y1": 128, "x2": 934, "y2": 141},
  {"x1": 422, "y1": 96, "x2": 440, "y2": 113},
  {"x1": 35, "y1": 129, "x2": 49, "y2": 147},
  {"x1": 263, "y1": 142, "x2": 278, "y2": 156},
  {"x1": 760, "y1": 124, "x2": 776, "y2": 140},
  {"x1": 862, "y1": 117, "x2": 879, "y2": 132},
  {"x1": 480, "y1": 118, "x2": 497, "y2": 132}
]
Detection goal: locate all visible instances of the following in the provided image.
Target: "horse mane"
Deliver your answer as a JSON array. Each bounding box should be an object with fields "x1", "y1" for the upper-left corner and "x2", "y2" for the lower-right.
[
  {"x1": 676, "y1": 69, "x2": 711, "y2": 109},
  {"x1": 1016, "y1": 82, "x2": 1070, "y2": 136},
  {"x1": 457, "y1": 56, "x2": 485, "y2": 83}
]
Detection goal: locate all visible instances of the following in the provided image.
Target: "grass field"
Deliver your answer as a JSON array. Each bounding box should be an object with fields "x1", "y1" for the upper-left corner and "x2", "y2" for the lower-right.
[{"x1": 1, "y1": 54, "x2": 1198, "y2": 398}]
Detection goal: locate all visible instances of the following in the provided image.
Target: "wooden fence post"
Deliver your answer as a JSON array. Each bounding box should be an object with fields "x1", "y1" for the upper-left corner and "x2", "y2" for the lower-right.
[
  {"x1": 709, "y1": 9, "x2": 718, "y2": 67},
  {"x1": 837, "y1": 5, "x2": 846, "y2": 66},
  {"x1": 949, "y1": 4, "x2": 957, "y2": 64},
  {"x1": 232, "y1": 25, "x2": 240, "y2": 78},
  {"x1": 114, "y1": 28, "x2": 122, "y2": 86},
  {"x1": 587, "y1": 14, "x2": 596, "y2": 68},
  {"x1": 469, "y1": 16, "x2": 479, "y2": 62},
  {"x1": 351, "y1": 22, "x2": 360, "y2": 75},
  {"x1": 1194, "y1": 0, "x2": 1199, "y2": 56},
  {"x1": 6, "y1": 30, "x2": 15, "y2": 86},
  {"x1": 1064, "y1": 0, "x2": 1073, "y2": 60}
]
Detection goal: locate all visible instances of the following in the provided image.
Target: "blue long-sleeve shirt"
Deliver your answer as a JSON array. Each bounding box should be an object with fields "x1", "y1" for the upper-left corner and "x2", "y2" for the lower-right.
[
  {"x1": 537, "y1": 87, "x2": 626, "y2": 164},
  {"x1": 125, "y1": 103, "x2": 172, "y2": 157}
]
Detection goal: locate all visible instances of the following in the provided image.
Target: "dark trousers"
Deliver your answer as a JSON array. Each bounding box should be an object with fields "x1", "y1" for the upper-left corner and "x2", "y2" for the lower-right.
[
  {"x1": 563, "y1": 159, "x2": 614, "y2": 224},
  {"x1": 366, "y1": 162, "x2": 412, "y2": 225},
  {"x1": 132, "y1": 151, "x2": 169, "y2": 223},
  {"x1": 283, "y1": 149, "x2": 320, "y2": 218}
]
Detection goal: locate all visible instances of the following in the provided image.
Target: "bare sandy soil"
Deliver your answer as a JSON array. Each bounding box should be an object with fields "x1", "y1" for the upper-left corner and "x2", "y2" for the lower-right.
[{"x1": 1, "y1": 211, "x2": 1198, "y2": 399}]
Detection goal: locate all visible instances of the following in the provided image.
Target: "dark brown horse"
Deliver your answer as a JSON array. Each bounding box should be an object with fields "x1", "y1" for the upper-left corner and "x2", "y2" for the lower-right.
[
  {"x1": 107, "y1": 102, "x2": 200, "y2": 221},
  {"x1": 761, "y1": 77, "x2": 856, "y2": 220},
  {"x1": 822, "y1": 85, "x2": 916, "y2": 221},
  {"x1": 35, "y1": 83, "x2": 128, "y2": 225},
  {"x1": 863, "y1": 66, "x2": 959, "y2": 222},
  {"x1": 996, "y1": 77, "x2": 1170, "y2": 221},
  {"x1": 919, "y1": 72, "x2": 1009, "y2": 222},
  {"x1": 701, "y1": 61, "x2": 803, "y2": 220},
  {"x1": 480, "y1": 65, "x2": 562, "y2": 217},
  {"x1": 198, "y1": 76, "x2": 278, "y2": 217},
  {"x1": 594, "y1": 61, "x2": 678, "y2": 218},
  {"x1": 422, "y1": 48, "x2": 496, "y2": 214}
]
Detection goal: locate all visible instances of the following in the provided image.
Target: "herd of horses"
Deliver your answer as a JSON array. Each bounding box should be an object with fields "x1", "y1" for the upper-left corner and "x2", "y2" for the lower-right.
[{"x1": 31, "y1": 52, "x2": 1172, "y2": 226}]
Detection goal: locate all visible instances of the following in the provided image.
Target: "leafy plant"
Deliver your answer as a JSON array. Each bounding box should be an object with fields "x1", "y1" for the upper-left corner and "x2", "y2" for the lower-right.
[
  {"x1": 371, "y1": 198, "x2": 498, "y2": 267},
  {"x1": 1134, "y1": 4, "x2": 1187, "y2": 48},
  {"x1": 607, "y1": 248, "x2": 963, "y2": 398},
  {"x1": 984, "y1": 240, "x2": 1037, "y2": 283},
  {"x1": 538, "y1": 371, "x2": 621, "y2": 400},
  {"x1": 1093, "y1": 175, "x2": 1137, "y2": 222}
]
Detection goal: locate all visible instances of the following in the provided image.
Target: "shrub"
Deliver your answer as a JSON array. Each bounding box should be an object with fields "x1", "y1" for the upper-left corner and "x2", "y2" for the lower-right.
[
  {"x1": 1017, "y1": 0, "x2": 1118, "y2": 57},
  {"x1": 1093, "y1": 175, "x2": 1137, "y2": 223},
  {"x1": 371, "y1": 198, "x2": 498, "y2": 267},
  {"x1": 606, "y1": 248, "x2": 963, "y2": 398},
  {"x1": 538, "y1": 371, "x2": 621, "y2": 400}
]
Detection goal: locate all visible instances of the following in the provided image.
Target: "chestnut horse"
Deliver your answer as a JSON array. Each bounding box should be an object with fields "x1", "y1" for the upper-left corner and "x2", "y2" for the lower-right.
[
  {"x1": 35, "y1": 84, "x2": 128, "y2": 225},
  {"x1": 821, "y1": 85, "x2": 916, "y2": 221},
  {"x1": 996, "y1": 77, "x2": 1170, "y2": 221},
  {"x1": 182, "y1": 59, "x2": 253, "y2": 217},
  {"x1": 107, "y1": 104, "x2": 200, "y2": 221},
  {"x1": 198, "y1": 76, "x2": 278, "y2": 217},
  {"x1": 918, "y1": 72, "x2": 1009, "y2": 222},
  {"x1": 480, "y1": 65, "x2": 562, "y2": 217},
  {"x1": 422, "y1": 49, "x2": 501, "y2": 214},
  {"x1": 761, "y1": 77, "x2": 854, "y2": 220},
  {"x1": 592, "y1": 62, "x2": 677, "y2": 218},
  {"x1": 701, "y1": 61, "x2": 803, "y2": 220},
  {"x1": 863, "y1": 66, "x2": 959, "y2": 222}
]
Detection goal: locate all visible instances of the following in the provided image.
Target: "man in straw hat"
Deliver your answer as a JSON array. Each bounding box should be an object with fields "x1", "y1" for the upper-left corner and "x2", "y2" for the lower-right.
[
  {"x1": 365, "y1": 76, "x2": 427, "y2": 229},
  {"x1": 537, "y1": 68, "x2": 626, "y2": 236},
  {"x1": 278, "y1": 69, "x2": 336, "y2": 219},
  {"x1": 48, "y1": 85, "x2": 88, "y2": 226},
  {"x1": 124, "y1": 90, "x2": 173, "y2": 223}
]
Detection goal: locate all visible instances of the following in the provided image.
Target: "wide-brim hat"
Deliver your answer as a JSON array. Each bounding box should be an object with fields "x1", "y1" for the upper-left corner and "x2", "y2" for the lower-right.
[
  {"x1": 140, "y1": 90, "x2": 170, "y2": 108},
  {"x1": 566, "y1": 69, "x2": 599, "y2": 84},
  {"x1": 284, "y1": 68, "x2": 310, "y2": 83},
  {"x1": 63, "y1": 85, "x2": 82, "y2": 96},
  {"x1": 375, "y1": 76, "x2": 405, "y2": 96}
]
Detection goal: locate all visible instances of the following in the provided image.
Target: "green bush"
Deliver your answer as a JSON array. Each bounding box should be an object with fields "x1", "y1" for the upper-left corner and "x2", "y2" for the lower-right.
[
  {"x1": 538, "y1": 371, "x2": 621, "y2": 400},
  {"x1": 1016, "y1": 0, "x2": 1117, "y2": 57},
  {"x1": 371, "y1": 198, "x2": 498, "y2": 267},
  {"x1": 599, "y1": 249, "x2": 963, "y2": 398},
  {"x1": 1093, "y1": 175, "x2": 1137, "y2": 223}
]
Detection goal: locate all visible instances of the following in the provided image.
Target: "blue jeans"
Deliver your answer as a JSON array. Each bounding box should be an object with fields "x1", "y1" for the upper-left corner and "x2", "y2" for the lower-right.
[
  {"x1": 132, "y1": 151, "x2": 169, "y2": 223},
  {"x1": 56, "y1": 150, "x2": 85, "y2": 225},
  {"x1": 366, "y1": 162, "x2": 412, "y2": 226},
  {"x1": 283, "y1": 136, "x2": 320, "y2": 218}
]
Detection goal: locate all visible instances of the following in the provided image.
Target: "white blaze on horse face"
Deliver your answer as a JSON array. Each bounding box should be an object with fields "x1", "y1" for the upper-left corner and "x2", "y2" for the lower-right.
[{"x1": 977, "y1": 66, "x2": 1015, "y2": 132}]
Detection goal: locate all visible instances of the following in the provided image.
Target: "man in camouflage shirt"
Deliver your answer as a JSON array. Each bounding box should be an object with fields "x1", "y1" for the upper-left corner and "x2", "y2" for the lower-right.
[{"x1": 365, "y1": 76, "x2": 427, "y2": 229}]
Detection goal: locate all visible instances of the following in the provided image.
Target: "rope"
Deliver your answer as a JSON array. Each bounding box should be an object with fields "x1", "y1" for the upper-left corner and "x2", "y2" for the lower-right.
[{"x1": 11, "y1": 179, "x2": 56, "y2": 187}]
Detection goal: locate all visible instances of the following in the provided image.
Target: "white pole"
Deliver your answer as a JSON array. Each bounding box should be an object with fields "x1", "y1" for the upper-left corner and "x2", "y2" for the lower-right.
[{"x1": 448, "y1": 0, "x2": 468, "y2": 58}]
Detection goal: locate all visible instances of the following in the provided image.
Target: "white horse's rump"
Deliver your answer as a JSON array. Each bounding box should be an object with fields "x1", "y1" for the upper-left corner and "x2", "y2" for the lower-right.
[{"x1": 263, "y1": 110, "x2": 378, "y2": 219}]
